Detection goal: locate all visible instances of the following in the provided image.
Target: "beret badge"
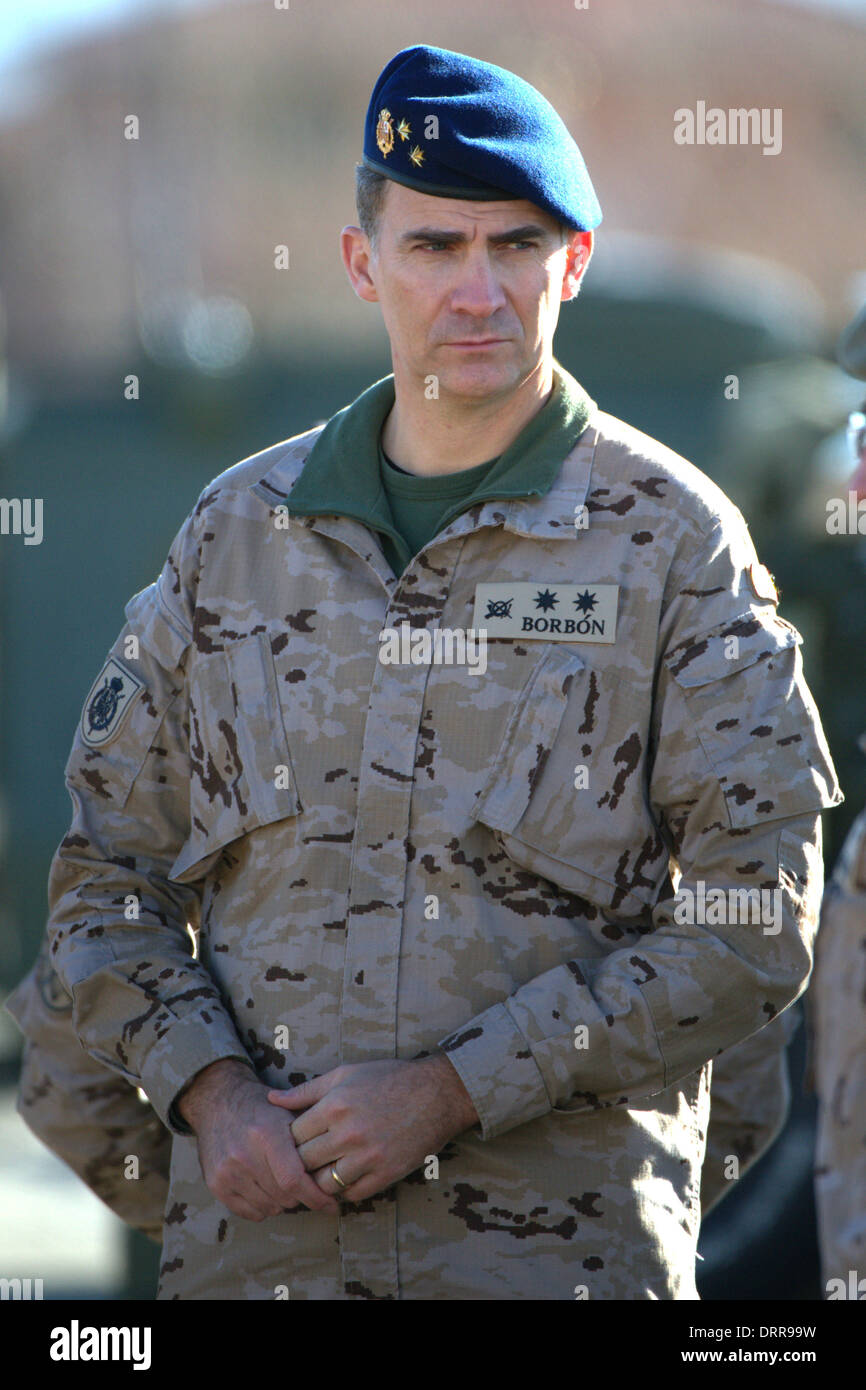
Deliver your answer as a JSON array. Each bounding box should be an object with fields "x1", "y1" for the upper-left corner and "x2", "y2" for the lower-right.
[
  {"x1": 376, "y1": 108, "x2": 395, "y2": 157},
  {"x1": 376, "y1": 107, "x2": 419, "y2": 163}
]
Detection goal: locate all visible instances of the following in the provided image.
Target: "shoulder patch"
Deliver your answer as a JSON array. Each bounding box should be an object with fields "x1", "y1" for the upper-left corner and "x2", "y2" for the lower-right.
[{"x1": 80, "y1": 657, "x2": 144, "y2": 748}]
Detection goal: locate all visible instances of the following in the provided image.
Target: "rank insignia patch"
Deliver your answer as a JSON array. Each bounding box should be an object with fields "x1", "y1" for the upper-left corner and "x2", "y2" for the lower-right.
[
  {"x1": 472, "y1": 583, "x2": 619, "y2": 643},
  {"x1": 80, "y1": 657, "x2": 144, "y2": 748}
]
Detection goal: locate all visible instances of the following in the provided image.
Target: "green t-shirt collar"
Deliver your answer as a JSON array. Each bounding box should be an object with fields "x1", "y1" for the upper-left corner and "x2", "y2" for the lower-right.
[{"x1": 283, "y1": 358, "x2": 595, "y2": 551}]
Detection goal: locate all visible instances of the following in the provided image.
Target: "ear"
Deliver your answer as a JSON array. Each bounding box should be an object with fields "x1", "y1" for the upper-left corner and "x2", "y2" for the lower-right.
[
  {"x1": 341, "y1": 225, "x2": 380, "y2": 304},
  {"x1": 561, "y1": 230, "x2": 594, "y2": 303}
]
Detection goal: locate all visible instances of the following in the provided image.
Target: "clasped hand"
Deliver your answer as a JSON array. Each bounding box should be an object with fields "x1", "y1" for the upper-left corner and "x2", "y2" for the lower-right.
[
  {"x1": 185, "y1": 1053, "x2": 477, "y2": 1222},
  {"x1": 268, "y1": 1055, "x2": 477, "y2": 1206}
]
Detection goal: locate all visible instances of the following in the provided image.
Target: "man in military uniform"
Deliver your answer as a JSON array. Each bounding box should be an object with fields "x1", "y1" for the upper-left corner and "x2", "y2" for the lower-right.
[
  {"x1": 35, "y1": 44, "x2": 842, "y2": 1299},
  {"x1": 809, "y1": 304, "x2": 866, "y2": 1297}
]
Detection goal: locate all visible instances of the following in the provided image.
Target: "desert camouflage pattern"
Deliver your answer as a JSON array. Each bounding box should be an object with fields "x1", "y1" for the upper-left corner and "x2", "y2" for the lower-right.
[
  {"x1": 42, "y1": 403, "x2": 842, "y2": 1299},
  {"x1": 700, "y1": 1007, "x2": 799, "y2": 1217},
  {"x1": 5, "y1": 937, "x2": 794, "y2": 1242},
  {"x1": 4, "y1": 943, "x2": 170, "y2": 1242},
  {"x1": 810, "y1": 805, "x2": 866, "y2": 1293}
]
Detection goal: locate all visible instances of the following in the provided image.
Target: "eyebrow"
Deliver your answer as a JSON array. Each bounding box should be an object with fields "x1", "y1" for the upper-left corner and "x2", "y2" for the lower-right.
[{"x1": 397, "y1": 223, "x2": 552, "y2": 248}]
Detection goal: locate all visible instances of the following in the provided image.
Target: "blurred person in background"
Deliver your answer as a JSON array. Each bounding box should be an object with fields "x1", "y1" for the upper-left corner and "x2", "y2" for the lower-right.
[{"x1": 809, "y1": 303, "x2": 866, "y2": 1299}]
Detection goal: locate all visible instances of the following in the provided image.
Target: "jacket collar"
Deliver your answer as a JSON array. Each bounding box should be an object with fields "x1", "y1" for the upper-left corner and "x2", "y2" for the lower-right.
[{"x1": 249, "y1": 360, "x2": 600, "y2": 566}]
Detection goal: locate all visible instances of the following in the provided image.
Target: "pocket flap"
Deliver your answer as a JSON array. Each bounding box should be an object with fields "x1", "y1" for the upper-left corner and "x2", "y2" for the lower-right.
[{"x1": 664, "y1": 611, "x2": 801, "y2": 689}]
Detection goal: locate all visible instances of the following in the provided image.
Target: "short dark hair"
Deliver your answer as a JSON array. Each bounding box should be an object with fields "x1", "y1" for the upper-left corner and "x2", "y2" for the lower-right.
[
  {"x1": 354, "y1": 162, "x2": 391, "y2": 250},
  {"x1": 354, "y1": 162, "x2": 581, "y2": 250}
]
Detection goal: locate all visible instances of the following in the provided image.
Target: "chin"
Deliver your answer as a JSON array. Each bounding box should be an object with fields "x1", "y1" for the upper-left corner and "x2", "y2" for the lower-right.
[{"x1": 440, "y1": 359, "x2": 519, "y2": 399}]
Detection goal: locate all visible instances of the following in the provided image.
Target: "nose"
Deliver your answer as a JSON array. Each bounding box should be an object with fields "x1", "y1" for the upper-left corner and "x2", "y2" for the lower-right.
[{"x1": 449, "y1": 249, "x2": 508, "y2": 318}]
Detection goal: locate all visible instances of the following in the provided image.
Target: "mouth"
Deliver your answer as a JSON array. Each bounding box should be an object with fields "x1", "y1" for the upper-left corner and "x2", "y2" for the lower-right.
[{"x1": 444, "y1": 339, "x2": 509, "y2": 349}]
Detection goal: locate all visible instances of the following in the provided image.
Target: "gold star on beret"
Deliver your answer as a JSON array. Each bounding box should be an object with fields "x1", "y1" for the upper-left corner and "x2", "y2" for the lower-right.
[{"x1": 409, "y1": 144, "x2": 425, "y2": 168}]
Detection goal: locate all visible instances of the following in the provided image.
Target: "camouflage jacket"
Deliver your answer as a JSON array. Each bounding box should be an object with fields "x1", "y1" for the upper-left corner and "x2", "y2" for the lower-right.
[
  {"x1": 4, "y1": 934, "x2": 797, "y2": 1243},
  {"x1": 809, "y1": 804, "x2": 866, "y2": 1294},
  {"x1": 42, "y1": 388, "x2": 842, "y2": 1299}
]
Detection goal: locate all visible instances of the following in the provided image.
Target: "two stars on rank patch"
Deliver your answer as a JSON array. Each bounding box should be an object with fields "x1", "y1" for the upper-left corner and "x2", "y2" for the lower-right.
[
  {"x1": 376, "y1": 107, "x2": 425, "y2": 168},
  {"x1": 483, "y1": 588, "x2": 598, "y2": 621}
]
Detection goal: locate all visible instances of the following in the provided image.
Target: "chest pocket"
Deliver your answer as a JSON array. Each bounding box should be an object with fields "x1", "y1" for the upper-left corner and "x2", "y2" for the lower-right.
[
  {"x1": 169, "y1": 632, "x2": 302, "y2": 883},
  {"x1": 468, "y1": 644, "x2": 668, "y2": 914}
]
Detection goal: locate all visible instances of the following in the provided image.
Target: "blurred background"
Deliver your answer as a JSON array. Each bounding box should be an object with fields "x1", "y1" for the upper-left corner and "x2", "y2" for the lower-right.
[{"x1": 1, "y1": 0, "x2": 865, "y2": 1299}]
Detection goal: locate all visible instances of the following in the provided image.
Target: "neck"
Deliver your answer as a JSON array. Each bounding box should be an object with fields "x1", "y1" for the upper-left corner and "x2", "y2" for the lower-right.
[{"x1": 380, "y1": 358, "x2": 555, "y2": 478}]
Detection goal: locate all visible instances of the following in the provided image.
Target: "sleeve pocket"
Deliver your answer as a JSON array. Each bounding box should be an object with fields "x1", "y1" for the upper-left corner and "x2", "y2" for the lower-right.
[
  {"x1": 65, "y1": 585, "x2": 189, "y2": 810},
  {"x1": 663, "y1": 610, "x2": 843, "y2": 829}
]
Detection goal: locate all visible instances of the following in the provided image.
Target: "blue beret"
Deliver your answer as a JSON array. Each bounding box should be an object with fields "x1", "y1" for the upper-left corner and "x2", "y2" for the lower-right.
[{"x1": 362, "y1": 44, "x2": 601, "y2": 232}]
